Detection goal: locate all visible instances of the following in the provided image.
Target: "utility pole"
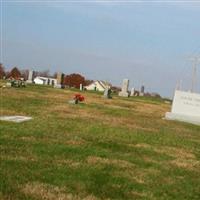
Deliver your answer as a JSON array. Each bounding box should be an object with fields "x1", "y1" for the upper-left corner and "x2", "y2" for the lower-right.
[{"x1": 189, "y1": 56, "x2": 200, "y2": 93}]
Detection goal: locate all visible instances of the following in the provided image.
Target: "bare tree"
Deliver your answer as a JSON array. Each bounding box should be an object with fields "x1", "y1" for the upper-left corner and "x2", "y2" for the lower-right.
[
  {"x1": 53, "y1": 72, "x2": 57, "y2": 78},
  {"x1": 20, "y1": 69, "x2": 29, "y2": 80},
  {"x1": 35, "y1": 70, "x2": 50, "y2": 77}
]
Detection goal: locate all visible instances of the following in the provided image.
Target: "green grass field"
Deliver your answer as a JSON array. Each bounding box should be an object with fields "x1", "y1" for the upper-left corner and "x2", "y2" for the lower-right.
[{"x1": 1, "y1": 84, "x2": 200, "y2": 200}]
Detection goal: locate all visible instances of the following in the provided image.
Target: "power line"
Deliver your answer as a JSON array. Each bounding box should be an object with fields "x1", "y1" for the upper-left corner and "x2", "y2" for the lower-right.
[{"x1": 188, "y1": 55, "x2": 200, "y2": 93}]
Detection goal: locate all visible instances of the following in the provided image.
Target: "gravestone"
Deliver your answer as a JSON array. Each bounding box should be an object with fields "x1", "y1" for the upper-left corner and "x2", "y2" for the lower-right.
[
  {"x1": 141, "y1": 85, "x2": 145, "y2": 93},
  {"x1": 80, "y1": 84, "x2": 83, "y2": 91},
  {"x1": 56, "y1": 73, "x2": 65, "y2": 88},
  {"x1": 26, "y1": 70, "x2": 35, "y2": 83},
  {"x1": 165, "y1": 90, "x2": 200, "y2": 125},
  {"x1": 130, "y1": 88, "x2": 135, "y2": 96},
  {"x1": 119, "y1": 79, "x2": 129, "y2": 97},
  {"x1": 103, "y1": 87, "x2": 112, "y2": 99},
  {"x1": 57, "y1": 73, "x2": 65, "y2": 85},
  {"x1": 51, "y1": 80, "x2": 55, "y2": 86},
  {"x1": 140, "y1": 85, "x2": 145, "y2": 96}
]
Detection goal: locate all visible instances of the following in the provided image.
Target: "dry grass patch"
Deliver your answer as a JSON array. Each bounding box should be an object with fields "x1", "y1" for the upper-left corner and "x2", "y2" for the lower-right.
[
  {"x1": 41, "y1": 92, "x2": 165, "y2": 134},
  {"x1": 101, "y1": 117, "x2": 158, "y2": 132},
  {"x1": 155, "y1": 146, "x2": 195, "y2": 159},
  {"x1": 170, "y1": 159, "x2": 200, "y2": 171},
  {"x1": 0, "y1": 109, "x2": 27, "y2": 116},
  {"x1": 135, "y1": 102, "x2": 169, "y2": 116},
  {"x1": 1, "y1": 155, "x2": 37, "y2": 162},
  {"x1": 20, "y1": 136, "x2": 37, "y2": 142},
  {"x1": 154, "y1": 146, "x2": 200, "y2": 171},
  {"x1": 49, "y1": 104, "x2": 158, "y2": 133},
  {"x1": 86, "y1": 155, "x2": 159, "y2": 185},
  {"x1": 64, "y1": 139, "x2": 86, "y2": 146},
  {"x1": 22, "y1": 182, "x2": 99, "y2": 200},
  {"x1": 114, "y1": 165, "x2": 160, "y2": 185},
  {"x1": 55, "y1": 158, "x2": 81, "y2": 168},
  {"x1": 44, "y1": 92, "x2": 70, "y2": 100},
  {"x1": 134, "y1": 143, "x2": 152, "y2": 148},
  {"x1": 2, "y1": 89, "x2": 36, "y2": 98},
  {"x1": 18, "y1": 135, "x2": 86, "y2": 146},
  {"x1": 128, "y1": 191, "x2": 147, "y2": 198},
  {"x1": 50, "y1": 105, "x2": 99, "y2": 119},
  {"x1": 86, "y1": 156, "x2": 135, "y2": 169},
  {"x1": 142, "y1": 156, "x2": 161, "y2": 165},
  {"x1": 127, "y1": 143, "x2": 200, "y2": 171},
  {"x1": 130, "y1": 143, "x2": 196, "y2": 161}
]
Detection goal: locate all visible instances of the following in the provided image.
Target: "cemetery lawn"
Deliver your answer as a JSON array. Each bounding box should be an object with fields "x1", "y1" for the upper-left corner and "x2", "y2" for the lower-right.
[{"x1": 1, "y1": 85, "x2": 200, "y2": 200}]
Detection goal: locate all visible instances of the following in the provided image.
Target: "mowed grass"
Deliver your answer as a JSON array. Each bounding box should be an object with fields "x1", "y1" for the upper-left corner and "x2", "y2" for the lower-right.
[{"x1": 1, "y1": 84, "x2": 200, "y2": 200}]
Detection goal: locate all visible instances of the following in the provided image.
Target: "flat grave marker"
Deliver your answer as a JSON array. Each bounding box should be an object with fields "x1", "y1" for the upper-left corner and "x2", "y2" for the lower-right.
[{"x1": 0, "y1": 116, "x2": 32, "y2": 123}]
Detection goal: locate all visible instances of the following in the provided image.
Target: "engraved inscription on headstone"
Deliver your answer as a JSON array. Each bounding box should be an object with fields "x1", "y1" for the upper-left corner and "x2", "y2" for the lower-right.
[{"x1": 165, "y1": 90, "x2": 200, "y2": 125}]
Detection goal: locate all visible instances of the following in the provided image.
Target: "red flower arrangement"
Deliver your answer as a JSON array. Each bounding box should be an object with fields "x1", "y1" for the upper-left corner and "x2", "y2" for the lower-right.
[{"x1": 74, "y1": 94, "x2": 85, "y2": 102}]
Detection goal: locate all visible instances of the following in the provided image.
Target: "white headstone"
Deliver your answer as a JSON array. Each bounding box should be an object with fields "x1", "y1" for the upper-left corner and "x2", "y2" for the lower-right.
[
  {"x1": 165, "y1": 90, "x2": 200, "y2": 125},
  {"x1": 119, "y1": 79, "x2": 129, "y2": 97},
  {"x1": 130, "y1": 88, "x2": 135, "y2": 96},
  {"x1": 103, "y1": 87, "x2": 112, "y2": 99},
  {"x1": 26, "y1": 70, "x2": 34, "y2": 83},
  {"x1": 80, "y1": 83, "x2": 83, "y2": 91}
]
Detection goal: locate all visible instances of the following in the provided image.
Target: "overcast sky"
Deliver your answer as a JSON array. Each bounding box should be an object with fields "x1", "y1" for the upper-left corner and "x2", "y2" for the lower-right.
[{"x1": 2, "y1": 0, "x2": 200, "y2": 97}]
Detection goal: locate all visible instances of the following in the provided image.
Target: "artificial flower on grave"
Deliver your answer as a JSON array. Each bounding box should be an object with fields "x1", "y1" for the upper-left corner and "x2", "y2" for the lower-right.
[{"x1": 74, "y1": 94, "x2": 85, "y2": 102}]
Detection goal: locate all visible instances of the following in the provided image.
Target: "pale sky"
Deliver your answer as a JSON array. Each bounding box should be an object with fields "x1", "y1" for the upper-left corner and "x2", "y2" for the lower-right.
[{"x1": 2, "y1": 0, "x2": 200, "y2": 97}]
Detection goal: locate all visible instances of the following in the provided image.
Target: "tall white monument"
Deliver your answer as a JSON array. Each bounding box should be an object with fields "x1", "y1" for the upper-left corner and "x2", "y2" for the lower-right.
[
  {"x1": 119, "y1": 79, "x2": 129, "y2": 97},
  {"x1": 26, "y1": 70, "x2": 35, "y2": 83},
  {"x1": 165, "y1": 90, "x2": 200, "y2": 125}
]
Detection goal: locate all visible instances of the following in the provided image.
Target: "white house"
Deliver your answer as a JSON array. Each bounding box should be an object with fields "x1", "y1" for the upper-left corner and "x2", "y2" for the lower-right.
[
  {"x1": 85, "y1": 81, "x2": 111, "y2": 92},
  {"x1": 34, "y1": 76, "x2": 57, "y2": 86}
]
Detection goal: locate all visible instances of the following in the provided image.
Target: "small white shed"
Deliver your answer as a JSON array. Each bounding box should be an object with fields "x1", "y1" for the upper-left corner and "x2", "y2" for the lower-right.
[
  {"x1": 85, "y1": 81, "x2": 110, "y2": 92},
  {"x1": 34, "y1": 76, "x2": 57, "y2": 86}
]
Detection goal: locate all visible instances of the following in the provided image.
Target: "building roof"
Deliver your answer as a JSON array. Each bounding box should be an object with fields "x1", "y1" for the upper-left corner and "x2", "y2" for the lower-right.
[
  {"x1": 86, "y1": 80, "x2": 111, "y2": 88},
  {"x1": 34, "y1": 76, "x2": 57, "y2": 81}
]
